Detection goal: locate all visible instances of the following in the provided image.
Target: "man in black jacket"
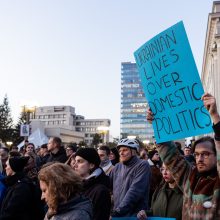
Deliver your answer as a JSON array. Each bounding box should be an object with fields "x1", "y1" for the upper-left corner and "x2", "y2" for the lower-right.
[{"x1": 46, "y1": 137, "x2": 67, "y2": 163}]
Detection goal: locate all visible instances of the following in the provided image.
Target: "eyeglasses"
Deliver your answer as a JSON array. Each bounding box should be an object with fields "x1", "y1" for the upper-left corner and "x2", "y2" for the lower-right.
[{"x1": 193, "y1": 152, "x2": 215, "y2": 159}]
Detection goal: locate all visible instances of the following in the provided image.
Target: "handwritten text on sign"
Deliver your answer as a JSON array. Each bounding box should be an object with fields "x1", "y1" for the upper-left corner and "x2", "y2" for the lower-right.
[{"x1": 134, "y1": 21, "x2": 213, "y2": 143}]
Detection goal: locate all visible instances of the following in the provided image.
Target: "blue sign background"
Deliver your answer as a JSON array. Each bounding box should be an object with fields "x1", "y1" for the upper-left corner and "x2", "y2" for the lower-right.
[
  {"x1": 112, "y1": 217, "x2": 175, "y2": 220},
  {"x1": 134, "y1": 21, "x2": 213, "y2": 143}
]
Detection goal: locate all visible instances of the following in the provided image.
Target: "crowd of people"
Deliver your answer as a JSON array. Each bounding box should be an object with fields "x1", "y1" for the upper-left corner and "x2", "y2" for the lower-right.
[{"x1": 0, "y1": 93, "x2": 219, "y2": 220}]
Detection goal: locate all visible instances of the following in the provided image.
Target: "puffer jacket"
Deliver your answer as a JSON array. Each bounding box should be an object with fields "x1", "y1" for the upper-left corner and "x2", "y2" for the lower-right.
[{"x1": 44, "y1": 195, "x2": 92, "y2": 220}]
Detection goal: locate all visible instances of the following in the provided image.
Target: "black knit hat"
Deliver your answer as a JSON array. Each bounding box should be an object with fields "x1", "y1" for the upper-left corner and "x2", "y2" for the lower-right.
[
  {"x1": 148, "y1": 150, "x2": 158, "y2": 160},
  {"x1": 9, "y1": 156, "x2": 29, "y2": 173},
  {"x1": 75, "y1": 148, "x2": 100, "y2": 168}
]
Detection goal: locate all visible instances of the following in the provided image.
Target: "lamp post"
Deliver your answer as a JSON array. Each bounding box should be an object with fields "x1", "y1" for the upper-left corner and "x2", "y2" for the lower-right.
[
  {"x1": 6, "y1": 141, "x2": 13, "y2": 148},
  {"x1": 21, "y1": 105, "x2": 36, "y2": 140},
  {"x1": 97, "y1": 126, "x2": 110, "y2": 144},
  {"x1": 21, "y1": 105, "x2": 36, "y2": 123}
]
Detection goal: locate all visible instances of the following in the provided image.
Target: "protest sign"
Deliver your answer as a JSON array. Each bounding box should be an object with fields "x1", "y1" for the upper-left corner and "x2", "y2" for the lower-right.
[
  {"x1": 20, "y1": 124, "x2": 30, "y2": 137},
  {"x1": 134, "y1": 21, "x2": 213, "y2": 143}
]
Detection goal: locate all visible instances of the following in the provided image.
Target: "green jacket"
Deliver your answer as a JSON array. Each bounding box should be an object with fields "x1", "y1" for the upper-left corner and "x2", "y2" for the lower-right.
[{"x1": 151, "y1": 182, "x2": 183, "y2": 220}]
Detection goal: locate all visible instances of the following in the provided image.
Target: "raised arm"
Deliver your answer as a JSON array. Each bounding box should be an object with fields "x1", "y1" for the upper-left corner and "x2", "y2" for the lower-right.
[{"x1": 202, "y1": 93, "x2": 220, "y2": 176}]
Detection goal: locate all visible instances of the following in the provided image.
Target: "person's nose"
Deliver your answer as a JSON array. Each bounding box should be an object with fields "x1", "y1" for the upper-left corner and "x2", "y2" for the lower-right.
[{"x1": 197, "y1": 154, "x2": 204, "y2": 162}]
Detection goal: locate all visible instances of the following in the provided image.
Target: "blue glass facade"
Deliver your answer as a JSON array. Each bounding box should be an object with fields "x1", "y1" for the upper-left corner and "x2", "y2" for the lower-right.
[{"x1": 120, "y1": 62, "x2": 154, "y2": 142}]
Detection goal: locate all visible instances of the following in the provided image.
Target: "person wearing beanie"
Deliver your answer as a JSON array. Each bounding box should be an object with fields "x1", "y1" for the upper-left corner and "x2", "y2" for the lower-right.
[
  {"x1": 147, "y1": 150, "x2": 162, "y2": 207},
  {"x1": 0, "y1": 156, "x2": 44, "y2": 220},
  {"x1": 109, "y1": 138, "x2": 151, "y2": 217},
  {"x1": 73, "y1": 148, "x2": 111, "y2": 220}
]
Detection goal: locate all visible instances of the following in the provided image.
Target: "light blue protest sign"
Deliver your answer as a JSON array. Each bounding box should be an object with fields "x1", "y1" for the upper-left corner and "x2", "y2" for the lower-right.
[
  {"x1": 112, "y1": 217, "x2": 175, "y2": 220},
  {"x1": 134, "y1": 21, "x2": 213, "y2": 143}
]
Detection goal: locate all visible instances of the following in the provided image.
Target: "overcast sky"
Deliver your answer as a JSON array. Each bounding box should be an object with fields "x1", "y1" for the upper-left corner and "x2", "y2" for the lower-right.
[{"x1": 0, "y1": 0, "x2": 214, "y2": 137}]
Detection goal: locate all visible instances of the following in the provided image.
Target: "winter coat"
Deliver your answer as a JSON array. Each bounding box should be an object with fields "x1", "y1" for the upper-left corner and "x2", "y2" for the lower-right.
[
  {"x1": 44, "y1": 195, "x2": 92, "y2": 220},
  {"x1": 0, "y1": 172, "x2": 39, "y2": 220},
  {"x1": 151, "y1": 182, "x2": 183, "y2": 220},
  {"x1": 36, "y1": 154, "x2": 50, "y2": 169},
  {"x1": 110, "y1": 156, "x2": 151, "y2": 217},
  {"x1": 158, "y1": 122, "x2": 220, "y2": 219},
  {"x1": 46, "y1": 147, "x2": 67, "y2": 163},
  {"x1": 83, "y1": 168, "x2": 111, "y2": 220}
]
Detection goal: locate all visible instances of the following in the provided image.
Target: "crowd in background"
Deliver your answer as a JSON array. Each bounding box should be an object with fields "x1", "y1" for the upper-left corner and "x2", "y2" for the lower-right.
[{"x1": 0, "y1": 93, "x2": 219, "y2": 220}]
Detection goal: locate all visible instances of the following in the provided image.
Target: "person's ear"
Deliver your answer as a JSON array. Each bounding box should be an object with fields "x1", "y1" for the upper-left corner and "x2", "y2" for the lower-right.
[{"x1": 89, "y1": 163, "x2": 95, "y2": 170}]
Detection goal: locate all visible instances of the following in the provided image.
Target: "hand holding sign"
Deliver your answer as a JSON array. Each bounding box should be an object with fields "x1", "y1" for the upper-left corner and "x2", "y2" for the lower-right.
[
  {"x1": 202, "y1": 93, "x2": 220, "y2": 125},
  {"x1": 134, "y1": 21, "x2": 213, "y2": 143}
]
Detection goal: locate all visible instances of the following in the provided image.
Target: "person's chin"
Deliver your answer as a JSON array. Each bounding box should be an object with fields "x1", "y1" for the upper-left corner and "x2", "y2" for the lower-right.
[
  {"x1": 197, "y1": 165, "x2": 206, "y2": 172},
  {"x1": 120, "y1": 157, "x2": 128, "y2": 162}
]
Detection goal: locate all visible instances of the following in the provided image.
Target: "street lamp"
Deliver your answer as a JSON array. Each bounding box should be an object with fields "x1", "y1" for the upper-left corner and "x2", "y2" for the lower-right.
[
  {"x1": 127, "y1": 135, "x2": 136, "y2": 139},
  {"x1": 21, "y1": 105, "x2": 36, "y2": 123},
  {"x1": 20, "y1": 105, "x2": 36, "y2": 140},
  {"x1": 97, "y1": 126, "x2": 110, "y2": 144},
  {"x1": 6, "y1": 141, "x2": 13, "y2": 147}
]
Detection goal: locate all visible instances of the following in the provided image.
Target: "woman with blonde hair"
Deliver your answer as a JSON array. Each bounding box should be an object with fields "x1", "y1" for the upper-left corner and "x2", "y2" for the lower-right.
[{"x1": 38, "y1": 163, "x2": 92, "y2": 220}]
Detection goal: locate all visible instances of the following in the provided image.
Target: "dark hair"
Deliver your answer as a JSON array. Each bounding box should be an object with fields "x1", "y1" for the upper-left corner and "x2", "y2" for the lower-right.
[
  {"x1": 52, "y1": 137, "x2": 62, "y2": 146},
  {"x1": 192, "y1": 136, "x2": 216, "y2": 155},
  {"x1": 1, "y1": 147, "x2": 9, "y2": 153},
  {"x1": 40, "y1": 144, "x2": 48, "y2": 149},
  {"x1": 11, "y1": 145, "x2": 18, "y2": 150},
  {"x1": 98, "y1": 145, "x2": 111, "y2": 155},
  {"x1": 9, "y1": 151, "x2": 21, "y2": 157},
  {"x1": 27, "y1": 143, "x2": 35, "y2": 148},
  {"x1": 66, "y1": 143, "x2": 77, "y2": 152},
  {"x1": 110, "y1": 147, "x2": 120, "y2": 164}
]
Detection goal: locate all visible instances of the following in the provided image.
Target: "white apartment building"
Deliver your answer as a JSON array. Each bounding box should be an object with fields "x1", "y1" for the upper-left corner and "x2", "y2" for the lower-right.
[
  {"x1": 75, "y1": 115, "x2": 111, "y2": 146},
  {"x1": 202, "y1": 1, "x2": 220, "y2": 111},
  {"x1": 31, "y1": 105, "x2": 110, "y2": 145}
]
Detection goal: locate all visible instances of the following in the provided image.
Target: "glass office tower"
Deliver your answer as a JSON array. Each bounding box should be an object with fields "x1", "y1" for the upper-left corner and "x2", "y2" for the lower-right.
[{"x1": 120, "y1": 62, "x2": 154, "y2": 142}]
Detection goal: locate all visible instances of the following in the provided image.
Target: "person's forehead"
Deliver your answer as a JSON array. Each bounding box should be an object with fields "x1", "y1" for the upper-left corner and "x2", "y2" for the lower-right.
[
  {"x1": 98, "y1": 149, "x2": 106, "y2": 154},
  {"x1": 27, "y1": 144, "x2": 34, "y2": 148},
  {"x1": 195, "y1": 142, "x2": 214, "y2": 153},
  {"x1": 48, "y1": 138, "x2": 53, "y2": 143},
  {"x1": 119, "y1": 146, "x2": 130, "y2": 151}
]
